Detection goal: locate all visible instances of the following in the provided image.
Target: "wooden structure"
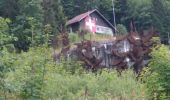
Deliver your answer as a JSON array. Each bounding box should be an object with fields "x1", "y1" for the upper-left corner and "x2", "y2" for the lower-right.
[{"x1": 66, "y1": 9, "x2": 115, "y2": 36}]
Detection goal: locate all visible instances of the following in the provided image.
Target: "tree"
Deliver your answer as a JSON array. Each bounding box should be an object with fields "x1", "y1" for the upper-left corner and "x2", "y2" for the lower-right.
[
  {"x1": 98, "y1": 0, "x2": 113, "y2": 22},
  {"x1": 11, "y1": 0, "x2": 44, "y2": 51},
  {"x1": 123, "y1": 0, "x2": 152, "y2": 32},
  {"x1": 97, "y1": 0, "x2": 152, "y2": 32},
  {"x1": 114, "y1": 0, "x2": 128, "y2": 25},
  {"x1": 43, "y1": 0, "x2": 66, "y2": 34},
  {"x1": 61, "y1": 0, "x2": 75, "y2": 19},
  {"x1": 62, "y1": 0, "x2": 100, "y2": 19},
  {"x1": 151, "y1": 0, "x2": 170, "y2": 42},
  {"x1": 53, "y1": 0, "x2": 66, "y2": 33}
]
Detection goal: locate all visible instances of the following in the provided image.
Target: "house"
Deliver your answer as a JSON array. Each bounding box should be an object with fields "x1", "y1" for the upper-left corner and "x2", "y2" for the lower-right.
[{"x1": 66, "y1": 9, "x2": 115, "y2": 36}]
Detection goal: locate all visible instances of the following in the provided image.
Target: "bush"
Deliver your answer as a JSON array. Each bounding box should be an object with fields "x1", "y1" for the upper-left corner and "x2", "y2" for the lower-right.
[
  {"x1": 0, "y1": 17, "x2": 16, "y2": 50},
  {"x1": 0, "y1": 48, "x2": 17, "y2": 99},
  {"x1": 116, "y1": 24, "x2": 128, "y2": 35},
  {"x1": 140, "y1": 45, "x2": 170, "y2": 100},
  {"x1": 1, "y1": 46, "x2": 55, "y2": 99},
  {"x1": 69, "y1": 33, "x2": 81, "y2": 43}
]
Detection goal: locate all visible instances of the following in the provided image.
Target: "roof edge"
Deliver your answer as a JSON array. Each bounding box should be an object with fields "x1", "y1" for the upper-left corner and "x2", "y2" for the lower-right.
[
  {"x1": 66, "y1": 9, "x2": 97, "y2": 25},
  {"x1": 94, "y1": 10, "x2": 116, "y2": 30},
  {"x1": 66, "y1": 9, "x2": 116, "y2": 31}
]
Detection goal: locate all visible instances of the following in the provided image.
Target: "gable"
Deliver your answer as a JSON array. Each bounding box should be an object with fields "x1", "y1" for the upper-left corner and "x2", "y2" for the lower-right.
[
  {"x1": 66, "y1": 9, "x2": 96, "y2": 25},
  {"x1": 66, "y1": 9, "x2": 115, "y2": 29},
  {"x1": 66, "y1": 9, "x2": 115, "y2": 35},
  {"x1": 79, "y1": 12, "x2": 114, "y2": 35},
  {"x1": 90, "y1": 12, "x2": 112, "y2": 29}
]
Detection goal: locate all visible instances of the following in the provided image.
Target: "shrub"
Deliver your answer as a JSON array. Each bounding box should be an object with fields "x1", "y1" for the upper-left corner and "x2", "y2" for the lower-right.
[
  {"x1": 116, "y1": 24, "x2": 128, "y2": 35},
  {"x1": 0, "y1": 17, "x2": 16, "y2": 50},
  {"x1": 69, "y1": 33, "x2": 81, "y2": 43},
  {"x1": 140, "y1": 45, "x2": 170, "y2": 100},
  {"x1": 0, "y1": 48, "x2": 17, "y2": 99},
  {"x1": 2, "y1": 46, "x2": 55, "y2": 99}
]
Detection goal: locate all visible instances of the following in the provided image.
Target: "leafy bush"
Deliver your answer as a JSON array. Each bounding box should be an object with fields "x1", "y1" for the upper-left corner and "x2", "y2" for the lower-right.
[
  {"x1": 68, "y1": 33, "x2": 81, "y2": 43},
  {"x1": 1, "y1": 46, "x2": 54, "y2": 99},
  {"x1": 140, "y1": 45, "x2": 170, "y2": 100},
  {"x1": 0, "y1": 17, "x2": 16, "y2": 50},
  {"x1": 116, "y1": 24, "x2": 128, "y2": 35},
  {"x1": 0, "y1": 48, "x2": 17, "y2": 99}
]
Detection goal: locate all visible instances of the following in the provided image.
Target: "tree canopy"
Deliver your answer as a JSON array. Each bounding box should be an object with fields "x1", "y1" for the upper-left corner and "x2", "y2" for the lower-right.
[{"x1": 0, "y1": 0, "x2": 170, "y2": 50}]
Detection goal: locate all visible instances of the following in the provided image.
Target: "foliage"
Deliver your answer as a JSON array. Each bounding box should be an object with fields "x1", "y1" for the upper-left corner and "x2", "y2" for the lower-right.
[
  {"x1": 68, "y1": 33, "x2": 81, "y2": 43},
  {"x1": 0, "y1": 46, "x2": 149, "y2": 99},
  {"x1": 56, "y1": 58, "x2": 84, "y2": 75},
  {"x1": 43, "y1": 69, "x2": 147, "y2": 99},
  {"x1": 125, "y1": 0, "x2": 152, "y2": 31},
  {"x1": 1, "y1": 0, "x2": 170, "y2": 99},
  {"x1": 62, "y1": 0, "x2": 100, "y2": 19},
  {"x1": 43, "y1": 0, "x2": 66, "y2": 34},
  {"x1": 0, "y1": 46, "x2": 53, "y2": 99},
  {"x1": 0, "y1": 0, "x2": 19, "y2": 20},
  {"x1": 114, "y1": 0, "x2": 128, "y2": 25},
  {"x1": 0, "y1": 17, "x2": 16, "y2": 50},
  {"x1": 151, "y1": 0, "x2": 170, "y2": 39},
  {"x1": 10, "y1": 0, "x2": 44, "y2": 51},
  {"x1": 140, "y1": 45, "x2": 170, "y2": 99},
  {"x1": 1, "y1": 0, "x2": 170, "y2": 50},
  {"x1": 43, "y1": 24, "x2": 53, "y2": 45},
  {"x1": 0, "y1": 48, "x2": 17, "y2": 99},
  {"x1": 116, "y1": 24, "x2": 128, "y2": 35}
]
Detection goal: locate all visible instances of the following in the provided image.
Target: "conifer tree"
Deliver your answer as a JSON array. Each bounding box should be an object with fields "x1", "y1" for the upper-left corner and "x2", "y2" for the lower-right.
[
  {"x1": 43, "y1": 0, "x2": 66, "y2": 34},
  {"x1": 151, "y1": 0, "x2": 170, "y2": 38}
]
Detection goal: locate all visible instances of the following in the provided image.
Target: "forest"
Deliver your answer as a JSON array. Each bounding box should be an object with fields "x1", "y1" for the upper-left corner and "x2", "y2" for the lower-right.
[{"x1": 0, "y1": 0, "x2": 170, "y2": 99}]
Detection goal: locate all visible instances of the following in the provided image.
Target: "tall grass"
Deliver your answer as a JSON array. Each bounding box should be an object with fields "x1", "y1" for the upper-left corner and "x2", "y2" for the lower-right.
[{"x1": 43, "y1": 68, "x2": 148, "y2": 100}]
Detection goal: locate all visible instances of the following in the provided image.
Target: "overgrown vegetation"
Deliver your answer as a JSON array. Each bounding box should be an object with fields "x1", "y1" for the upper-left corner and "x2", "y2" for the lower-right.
[
  {"x1": 0, "y1": 0, "x2": 170, "y2": 99},
  {"x1": 140, "y1": 45, "x2": 170, "y2": 100},
  {"x1": 0, "y1": 46, "x2": 148, "y2": 99},
  {"x1": 1, "y1": 43, "x2": 169, "y2": 99}
]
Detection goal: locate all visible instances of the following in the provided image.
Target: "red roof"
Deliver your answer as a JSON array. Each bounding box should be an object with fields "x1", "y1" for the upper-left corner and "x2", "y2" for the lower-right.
[{"x1": 66, "y1": 9, "x2": 96, "y2": 25}]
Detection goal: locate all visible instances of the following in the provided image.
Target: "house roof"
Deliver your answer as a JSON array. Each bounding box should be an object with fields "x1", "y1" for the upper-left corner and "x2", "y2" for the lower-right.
[{"x1": 66, "y1": 9, "x2": 116, "y2": 30}]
